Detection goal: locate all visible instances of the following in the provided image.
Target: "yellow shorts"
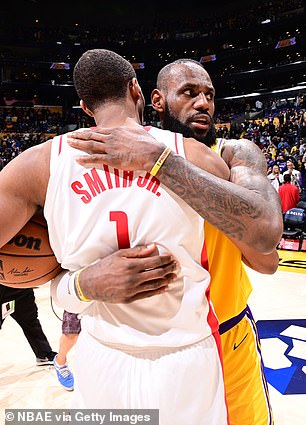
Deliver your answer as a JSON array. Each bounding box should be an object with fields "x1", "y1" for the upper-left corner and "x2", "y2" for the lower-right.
[{"x1": 220, "y1": 306, "x2": 274, "y2": 425}]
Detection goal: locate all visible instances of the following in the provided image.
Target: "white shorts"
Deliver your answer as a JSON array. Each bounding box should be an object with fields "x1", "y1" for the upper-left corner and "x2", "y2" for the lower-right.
[{"x1": 72, "y1": 330, "x2": 228, "y2": 425}]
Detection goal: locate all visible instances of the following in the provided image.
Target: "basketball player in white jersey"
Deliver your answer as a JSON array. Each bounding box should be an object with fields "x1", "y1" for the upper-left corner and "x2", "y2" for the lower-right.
[{"x1": 0, "y1": 49, "x2": 230, "y2": 424}]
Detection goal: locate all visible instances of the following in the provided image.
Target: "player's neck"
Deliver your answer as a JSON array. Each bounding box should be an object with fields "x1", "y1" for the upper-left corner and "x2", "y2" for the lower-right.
[{"x1": 94, "y1": 104, "x2": 139, "y2": 128}]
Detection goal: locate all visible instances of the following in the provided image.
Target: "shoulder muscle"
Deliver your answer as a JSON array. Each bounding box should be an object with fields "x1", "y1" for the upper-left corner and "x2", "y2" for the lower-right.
[
  {"x1": 184, "y1": 137, "x2": 230, "y2": 180},
  {"x1": 222, "y1": 138, "x2": 267, "y2": 175},
  {"x1": 0, "y1": 140, "x2": 52, "y2": 246}
]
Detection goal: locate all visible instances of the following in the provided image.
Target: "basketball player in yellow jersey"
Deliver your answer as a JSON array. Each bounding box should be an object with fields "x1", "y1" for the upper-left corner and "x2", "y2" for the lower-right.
[
  {"x1": 67, "y1": 59, "x2": 283, "y2": 425},
  {"x1": 205, "y1": 141, "x2": 271, "y2": 425}
]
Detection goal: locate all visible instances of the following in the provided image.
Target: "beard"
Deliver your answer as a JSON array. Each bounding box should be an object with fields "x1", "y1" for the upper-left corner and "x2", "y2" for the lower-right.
[{"x1": 162, "y1": 103, "x2": 216, "y2": 147}]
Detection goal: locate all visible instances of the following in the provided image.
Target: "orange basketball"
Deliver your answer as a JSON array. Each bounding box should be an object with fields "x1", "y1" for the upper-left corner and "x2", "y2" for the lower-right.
[{"x1": 0, "y1": 212, "x2": 62, "y2": 288}]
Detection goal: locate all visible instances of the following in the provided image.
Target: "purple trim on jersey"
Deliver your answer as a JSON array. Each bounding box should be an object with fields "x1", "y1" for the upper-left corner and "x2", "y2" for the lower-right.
[
  {"x1": 219, "y1": 306, "x2": 248, "y2": 334},
  {"x1": 58, "y1": 135, "x2": 63, "y2": 156}
]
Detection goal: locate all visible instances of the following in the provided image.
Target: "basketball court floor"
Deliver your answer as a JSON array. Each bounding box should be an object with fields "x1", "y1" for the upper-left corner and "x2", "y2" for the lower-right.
[{"x1": 0, "y1": 249, "x2": 305, "y2": 424}]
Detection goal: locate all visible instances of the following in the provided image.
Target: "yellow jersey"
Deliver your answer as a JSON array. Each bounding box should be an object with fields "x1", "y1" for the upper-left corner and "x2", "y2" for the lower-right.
[{"x1": 206, "y1": 138, "x2": 253, "y2": 324}]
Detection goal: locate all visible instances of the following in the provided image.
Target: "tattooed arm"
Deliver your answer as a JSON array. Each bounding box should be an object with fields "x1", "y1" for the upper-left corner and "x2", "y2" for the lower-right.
[
  {"x1": 67, "y1": 129, "x2": 283, "y2": 259},
  {"x1": 154, "y1": 138, "x2": 281, "y2": 273},
  {"x1": 210, "y1": 139, "x2": 282, "y2": 270}
]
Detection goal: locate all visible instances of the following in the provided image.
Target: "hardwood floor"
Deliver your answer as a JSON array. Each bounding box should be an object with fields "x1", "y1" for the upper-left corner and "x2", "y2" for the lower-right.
[{"x1": 0, "y1": 251, "x2": 305, "y2": 424}]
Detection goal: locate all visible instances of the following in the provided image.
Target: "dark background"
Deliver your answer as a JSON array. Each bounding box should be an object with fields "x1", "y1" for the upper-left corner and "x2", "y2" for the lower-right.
[{"x1": 0, "y1": 0, "x2": 305, "y2": 112}]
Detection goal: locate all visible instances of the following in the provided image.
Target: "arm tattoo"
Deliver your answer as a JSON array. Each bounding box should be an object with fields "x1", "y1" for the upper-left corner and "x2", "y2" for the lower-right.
[
  {"x1": 228, "y1": 141, "x2": 268, "y2": 175},
  {"x1": 159, "y1": 150, "x2": 279, "y2": 243}
]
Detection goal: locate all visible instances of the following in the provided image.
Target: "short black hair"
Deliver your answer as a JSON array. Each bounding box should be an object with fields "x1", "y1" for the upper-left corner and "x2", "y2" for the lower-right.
[
  {"x1": 156, "y1": 59, "x2": 205, "y2": 92},
  {"x1": 283, "y1": 173, "x2": 291, "y2": 183},
  {"x1": 73, "y1": 49, "x2": 136, "y2": 111}
]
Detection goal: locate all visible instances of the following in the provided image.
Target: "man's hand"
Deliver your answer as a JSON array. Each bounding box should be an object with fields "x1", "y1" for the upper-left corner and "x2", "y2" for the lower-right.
[
  {"x1": 67, "y1": 128, "x2": 283, "y2": 256},
  {"x1": 67, "y1": 126, "x2": 165, "y2": 172},
  {"x1": 79, "y1": 243, "x2": 179, "y2": 303}
]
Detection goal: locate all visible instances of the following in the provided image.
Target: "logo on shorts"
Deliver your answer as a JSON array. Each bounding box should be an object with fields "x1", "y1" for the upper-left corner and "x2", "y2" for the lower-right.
[
  {"x1": 257, "y1": 319, "x2": 306, "y2": 395},
  {"x1": 233, "y1": 333, "x2": 248, "y2": 350}
]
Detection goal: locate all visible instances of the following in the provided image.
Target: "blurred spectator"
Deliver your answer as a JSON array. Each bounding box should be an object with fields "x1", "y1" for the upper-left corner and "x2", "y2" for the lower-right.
[
  {"x1": 290, "y1": 141, "x2": 300, "y2": 163},
  {"x1": 265, "y1": 152, "x2": 275, "y2": 170},
  {"x1": 300, "y1": 138, "x2": 306, "y2": 157},
  {"x1": 277, "y1": 137, "x2": 290, "y2": 155},
  {"x1": 255, "y1": 99, "x2": 263, "y2": 111},
  {"x1": 275, "y1": 154, "x2": 287, "y2": 173},
  {"x1": 0, "y1": 285, "x2": 57, "y2": 366},
  {"x1": 278, "y1": 173, "x2": 300, "y2": 214},
  {"x1": 283, "y1": 160, "x2": 301, "y2": 192},
  {"x1": 267, "y1": 137, "x2": 278, "y2": 158},
  {"x1": 53, "y1": 311, "x2": 81, "y2": 392},
  {"x1": 268, "y1": 164, "x2": 283, "y2": 191}
]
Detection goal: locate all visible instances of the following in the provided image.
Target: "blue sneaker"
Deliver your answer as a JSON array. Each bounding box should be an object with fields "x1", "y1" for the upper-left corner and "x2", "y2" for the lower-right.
[{"x1": 53, "y1": 355, "x2": 74, "y2": 391}]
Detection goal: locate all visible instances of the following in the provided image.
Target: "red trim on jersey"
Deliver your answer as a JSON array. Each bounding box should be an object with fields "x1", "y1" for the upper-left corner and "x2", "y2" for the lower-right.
[
  {"x1": 205, "y1": 263, "x2": 227, "y2": 419},
  {"x1": 174, "y1": 132, "x2": 179, "y2": 154},
  {"x1": 205, "y1": 285, "x2": 219, "y2": 332},
  {"x1": 201, "y1": 241, "x2": 220, "y2": 342},
  {"x1": 201, "y1": 241, "x2": 209, "y2": 271},
  {"x1": 205, "y1": 283, "x2": 228, "y2": 422},
  {"x1": 202, "y1": 240, "x2": 219, "y2": 334},
  {"x1": 144, "y1": 125, "x2": 152, "y2": 131},
  {"x1": 58, "y1": 135, "x2": 63, "y2": 155}
]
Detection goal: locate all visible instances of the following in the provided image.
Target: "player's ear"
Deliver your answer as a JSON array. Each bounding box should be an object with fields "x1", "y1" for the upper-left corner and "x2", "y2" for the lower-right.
[
  {"x1": 151, "y1": 89, "x2": 164, "y2": 113},
  {"x1": 129, "y1": 78, "x2": 142, "y2": 102},
  {"x1": 80, "y1": 100, "x2": 94, "y2": 117}
]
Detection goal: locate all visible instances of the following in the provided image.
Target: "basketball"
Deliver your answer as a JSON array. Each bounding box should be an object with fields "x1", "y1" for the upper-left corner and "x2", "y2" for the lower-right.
[{"x1": 0, "y1": 212, "x2": 62, "y2": 288}]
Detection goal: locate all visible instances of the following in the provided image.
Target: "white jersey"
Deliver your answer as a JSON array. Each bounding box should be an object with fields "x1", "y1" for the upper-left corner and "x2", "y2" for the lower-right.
[{"x1": 45, "y1": 126, "x2": 218, "y2": 347}]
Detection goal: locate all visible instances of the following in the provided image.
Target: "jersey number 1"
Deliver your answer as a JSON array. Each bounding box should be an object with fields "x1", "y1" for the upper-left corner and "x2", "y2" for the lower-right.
[{"x1": 110, "y1": 211, "x2": 131, "y2": 249}]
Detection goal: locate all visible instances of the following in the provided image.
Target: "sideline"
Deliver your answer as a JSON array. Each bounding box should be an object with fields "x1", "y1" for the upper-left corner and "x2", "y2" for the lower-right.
[{"x1": 277, "y1": 250, "x2": 306, "y2": 274}]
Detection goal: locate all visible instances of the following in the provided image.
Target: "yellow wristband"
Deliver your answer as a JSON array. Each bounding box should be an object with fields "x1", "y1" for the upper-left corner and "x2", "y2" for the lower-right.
[
  {"x1": 149, "y1": 147, "x2": 172, "y2": 177},
  {"x1": 74, "y1": 267, "x2": 92, "y2": 302}
]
